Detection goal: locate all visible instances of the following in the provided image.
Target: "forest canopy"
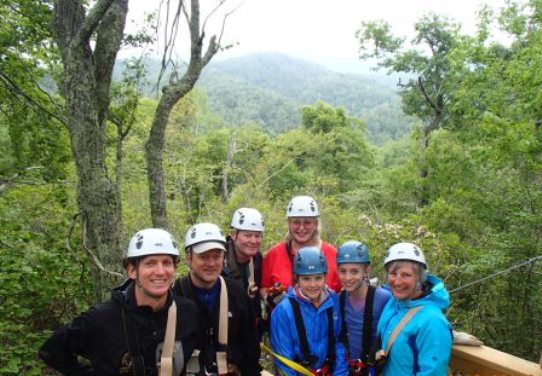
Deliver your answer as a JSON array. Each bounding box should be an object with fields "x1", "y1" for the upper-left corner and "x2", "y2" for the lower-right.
[{"x1": 0, "y1": 0, "x2": 541, "y2": 374}]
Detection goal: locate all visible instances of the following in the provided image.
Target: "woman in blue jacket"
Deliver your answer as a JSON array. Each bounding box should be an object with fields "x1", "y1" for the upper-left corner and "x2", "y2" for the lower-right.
[
  {"x1": 376, "y1": 242, "x2": 453, "y2": 376},
  {"x1": 270, "y1": 246, "x2": 348, "y2": 376}
]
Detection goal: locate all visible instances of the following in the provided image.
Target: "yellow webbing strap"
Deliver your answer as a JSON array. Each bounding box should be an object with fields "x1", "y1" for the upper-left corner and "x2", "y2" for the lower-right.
[{"x1": 260, "y1": 342, "x2": 314, "y2": 376}]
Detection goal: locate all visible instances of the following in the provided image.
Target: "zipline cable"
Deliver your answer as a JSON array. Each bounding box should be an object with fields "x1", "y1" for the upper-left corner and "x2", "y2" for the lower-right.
[{"x1": 449, "y1": 254, "x2": 542, "y2": 294}]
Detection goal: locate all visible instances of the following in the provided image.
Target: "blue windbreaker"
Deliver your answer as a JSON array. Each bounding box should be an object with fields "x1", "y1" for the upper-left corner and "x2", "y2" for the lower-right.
[
  {"x1": 377, "y1": 274, "x2": 453, "y2": 376},
  {"x1": 270, "y1": 287, "x2": 348, "y2": 376}
]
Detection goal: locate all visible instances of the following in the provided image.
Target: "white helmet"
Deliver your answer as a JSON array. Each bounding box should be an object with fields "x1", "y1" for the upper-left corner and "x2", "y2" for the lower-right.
[
  {"x1": 185, "y1": 222, "x2": 227, "y2": 254},
  {"x1": 384, "y1": 242, "x2": 427, "y2": 269},
  {"x1": 231, "y1": 208, "x2": 264, "y2": 231},
  {"x1": 127, "y1": 228, "x2": 179, "y2": 259},
  {"x1": 286, "y1": 195, "x2": 319, "y2": 217}
]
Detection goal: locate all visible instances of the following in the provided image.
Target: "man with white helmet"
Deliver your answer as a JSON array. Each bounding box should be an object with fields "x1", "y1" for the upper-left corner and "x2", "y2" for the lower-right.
[
  {"x1": 261, "y1": 196, "x2": 341, "y2": 306},
  {"x1": 222, "y1": 208, "x2": 264, "y2": 332},
  {"x1": 39, "y1": 228, "x2": 199, "y2": 375},
  {"x1": 174, "y1": 222, "x2": 261, "y2": 375}
]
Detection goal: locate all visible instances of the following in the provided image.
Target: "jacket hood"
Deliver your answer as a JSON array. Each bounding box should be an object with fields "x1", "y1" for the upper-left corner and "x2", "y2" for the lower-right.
[{"x1": 393, "y1": 274, "x2": 450, "y2": 311}]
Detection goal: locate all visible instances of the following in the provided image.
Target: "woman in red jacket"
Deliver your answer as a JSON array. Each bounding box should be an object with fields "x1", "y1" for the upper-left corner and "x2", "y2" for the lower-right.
[{"x1": 261, "y1": 195, "x2": 341, "y2": 307}]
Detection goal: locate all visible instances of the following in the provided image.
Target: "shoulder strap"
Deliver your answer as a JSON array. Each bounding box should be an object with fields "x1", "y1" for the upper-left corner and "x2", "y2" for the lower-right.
[
  {"x1": 216, "y1": 276, "x2": 229, "y2": 375},
  {"x1": 120, "y1": 303, "x2": 146, "y2": 376},
  {"x1": 175, "y1": 276, "x2": 193, "y2": 299},
  {"x1": 248, "y1": 257, "x2": 255, "y2": 288},
  {"x1": 160, "y1": 300, "x2": 177, "y2": 376},
  {"x1": 338, "y1": 291, "x2": 348, "y2": 347},
  {"x1": 384, "y1": 305, "x2": 424, "y2": 355},
  {"x1": 288, "y1": 297, "x2": 313, "y2": 367},
  {"x1": 325, "y1": 306, "x2": 336, "y2": 371},
  {"x1": 361, "y1": 285, "x2": 376, "y2": 361}
]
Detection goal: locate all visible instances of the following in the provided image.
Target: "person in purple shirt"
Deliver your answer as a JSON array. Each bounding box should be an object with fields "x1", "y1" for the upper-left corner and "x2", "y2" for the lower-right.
[{"x1": 336, "y1": 241, "x2": 391, "y2": 375}]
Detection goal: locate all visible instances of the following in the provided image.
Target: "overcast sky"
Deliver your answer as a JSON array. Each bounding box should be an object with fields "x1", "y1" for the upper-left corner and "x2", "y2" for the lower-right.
[{"x1": 126, "y1": 0, "x2": 508, "y2": 73}]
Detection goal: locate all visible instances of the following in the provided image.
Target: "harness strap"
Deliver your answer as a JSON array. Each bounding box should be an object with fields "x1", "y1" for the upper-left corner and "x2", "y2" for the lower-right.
[
  {"x1": 248, "y1": 257, "x2": 255, "y2": 291},
  {"x1": 288, "y1": 297, "x2": 335, "y2": 370},
  {"x1": 325, "y1": 306, "x2": 336, "y2": 372},
  {"x1": 120, "y1": 303, "x2": 146, "y2": 376},
  {"x1": 361, "y1": 285, "x2": 375, "y2": 361},
  {"x1": 289, "y1": 297, "x2": 314, "y2": 366},
  {"x1": 176, "y1": 276, "x2": 193, "y2": 299},
  {"x1": 160, "y1": 300, "x2": 177, "y2": 376},
  {"x1": 217, "y1": 276, "x2": 229, "y2": 375},
  {"x1": 378, "y1": 305, "x2": 424, "y2": 359},
  {"x1": 339, "y1": 285, "x2": 376, "y2": 362}
]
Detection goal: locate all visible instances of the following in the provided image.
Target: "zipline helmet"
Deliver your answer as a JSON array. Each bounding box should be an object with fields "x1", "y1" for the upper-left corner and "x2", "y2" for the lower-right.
[
  {"x1": 337, "y1": 240, "x2": 370, "y2": 264},
  {"x1": 384, "y1": 242, "x2": 427, "y2": 269},
  {"x1": 185, "y1": 222, "x2": 227, "y2": 254},
  {"x1": 231, "y1": 208, "x2": 264, "y2": 231},
  {"x1": 294, "y1": 246, "x2": 328, "y2": 275},
  {"x1": 287, "y1": 195, "x2": 319, "y2": 217},
  {"x1": 127, "y1": 228, "x2": 179, "y2": 259}
]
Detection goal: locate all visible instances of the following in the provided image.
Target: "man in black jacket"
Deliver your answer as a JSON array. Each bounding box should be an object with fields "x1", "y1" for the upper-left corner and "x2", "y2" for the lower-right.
[
  {"x1": 222, "y1": 208, "x2": 264, "y2": 335},
  {"x1": 39, "y1": 228, "x2": 199, "y2": 375},
  {"x1": 176, "y1": 222, "x2": 261, "y2": 376}
]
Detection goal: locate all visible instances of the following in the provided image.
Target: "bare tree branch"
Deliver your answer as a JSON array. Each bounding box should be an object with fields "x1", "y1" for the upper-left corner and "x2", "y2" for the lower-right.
[
  {"x1": 76, "y1": 0, "x2": 116, "y2": 46},
  {"x1": 0, "y1": 71, "x2": 68, "y2": 126}
]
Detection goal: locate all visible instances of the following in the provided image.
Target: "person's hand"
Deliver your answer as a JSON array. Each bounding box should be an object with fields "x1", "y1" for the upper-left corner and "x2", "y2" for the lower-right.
[{"x1": 247, "y1": 283, "x2": 258, "y2": 299}]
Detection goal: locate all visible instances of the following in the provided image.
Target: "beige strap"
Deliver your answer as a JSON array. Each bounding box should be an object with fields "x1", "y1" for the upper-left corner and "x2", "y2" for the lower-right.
[
  {"x1": 247, "y1": 257, "x2": 256, "y2": 293},
  {"x1": 217, "y1": 276, "x2": 229, "y2": 375},
  {"x1": 384, "y1": 305, "x2": 424, "y2": 355},
  {"x1": 160, "y1": 300, "x2": 177, "y2": 376}
]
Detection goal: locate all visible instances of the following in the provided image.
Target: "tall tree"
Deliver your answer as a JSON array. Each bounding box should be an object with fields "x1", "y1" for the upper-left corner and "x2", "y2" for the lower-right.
[
  {"x1": 146, "y1": 0, "x2": 222, "y2": 228},
  {"x1": 356, "y1": 14, "x2": 465, "y2": 205},
  {"x1": 52, "y1": 0, "x2": 128, "y2": 300}
]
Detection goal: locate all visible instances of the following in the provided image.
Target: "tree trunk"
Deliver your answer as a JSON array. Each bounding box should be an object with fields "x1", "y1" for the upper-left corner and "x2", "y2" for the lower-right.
[
  {"x1": 53, "y1": 0, "x2": 127, "y2": 301},
  {"x1": 146, "y1": 0, "x2": 219, "y2": 228}
]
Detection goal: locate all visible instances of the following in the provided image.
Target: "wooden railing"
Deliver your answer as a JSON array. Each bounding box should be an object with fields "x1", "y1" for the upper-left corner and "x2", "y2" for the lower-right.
[
  {"x1": 450, "y1": 344, "x2": 542, "y2": 376},
  {"x1": 262, "y1": 344, "x2": 542, "y2": 376}
]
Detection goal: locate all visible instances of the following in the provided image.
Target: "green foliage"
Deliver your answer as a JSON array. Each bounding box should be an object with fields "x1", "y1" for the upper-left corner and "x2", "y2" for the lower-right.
[
  {"x1": 0, "y1": 185, "x2": 94, "y2": 374},
  {"x1": 3, "y1": 0, "x2": 542, "y2": 368}
]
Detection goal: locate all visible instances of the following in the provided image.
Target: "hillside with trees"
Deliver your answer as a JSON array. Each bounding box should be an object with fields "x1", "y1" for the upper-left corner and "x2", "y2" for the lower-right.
[
  {"x1": 1, "y1": 0, "x2": 541, "y2": 374},
  {"x1": 116, "y1": 53, "x2": 414, "y2": 143}
]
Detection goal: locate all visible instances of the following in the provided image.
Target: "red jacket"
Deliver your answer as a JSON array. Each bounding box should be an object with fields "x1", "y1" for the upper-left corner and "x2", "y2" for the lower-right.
[{"x1": 262, "y1": 241, "x2": 342, "y2": 292}]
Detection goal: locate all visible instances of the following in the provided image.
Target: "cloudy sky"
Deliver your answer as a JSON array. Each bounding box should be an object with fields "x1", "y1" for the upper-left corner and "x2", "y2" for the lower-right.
[{"x1": 126, "y1": 0, "x2": 508, "y2": 73}]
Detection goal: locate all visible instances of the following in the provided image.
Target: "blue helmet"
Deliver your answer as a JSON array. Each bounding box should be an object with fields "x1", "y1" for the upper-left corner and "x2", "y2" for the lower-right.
[
  {"x1": 294, "y1": 246, "x2": 328, "y2": 275},
  {"x1": 336, "y1": 240, "x2": 370, "y2": 264}
]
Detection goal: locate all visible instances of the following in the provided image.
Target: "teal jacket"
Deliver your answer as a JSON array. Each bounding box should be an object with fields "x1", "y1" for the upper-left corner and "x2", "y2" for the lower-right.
[{"x1": 377, "y1": 274, "x2": 453, "y2": 376}]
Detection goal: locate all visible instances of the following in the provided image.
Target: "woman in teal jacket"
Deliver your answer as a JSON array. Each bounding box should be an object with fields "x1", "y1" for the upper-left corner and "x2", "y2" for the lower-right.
[
  {"x1": 270, "y1": 246, "x2": 348, "y2": 376},
  {"x1": 376, "y1": 242, "x2": 452, "y2": 376}
]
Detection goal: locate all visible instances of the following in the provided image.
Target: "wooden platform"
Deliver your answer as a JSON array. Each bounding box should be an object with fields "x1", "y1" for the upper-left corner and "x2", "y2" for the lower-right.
[{"x1": 450, "y1": 344, "x2": 542, "y2": 376}]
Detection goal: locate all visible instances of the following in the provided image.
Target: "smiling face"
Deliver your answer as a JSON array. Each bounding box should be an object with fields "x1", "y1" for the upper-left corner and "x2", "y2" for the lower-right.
[
  {"x1": 297, "y1": 273, "x2": 326, "y2": 302},
  {"x1": 288, "y1": 217, "x2": 318, "y2": 245},
  {"x1": 186, "y1": 248, "x2": 225, "y2": 289},
  {"x1": 386, "y1": 261, "x2": 423, "y2": 301},
  {"x1": 232, "y1": 229, "x2": 262, "y2": 262},
  {"x1": 127, "y1": 254, "x2": 176, "y2": 308},
  {"x1": 338, "y1": 263, "x2": 369, "y2": 294}
]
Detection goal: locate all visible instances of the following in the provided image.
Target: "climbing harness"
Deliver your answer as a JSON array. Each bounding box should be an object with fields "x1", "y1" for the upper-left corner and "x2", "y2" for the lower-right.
[
  {"x1": 339, "y1": 285, "x2": 375, "y2": 375},
  {"x1": 288, "y1": 297, "x2": 335, "y2": 375}
]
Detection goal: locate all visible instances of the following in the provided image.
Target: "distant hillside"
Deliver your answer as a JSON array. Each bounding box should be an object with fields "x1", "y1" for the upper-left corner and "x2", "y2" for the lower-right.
[{"x1": 115, "y1": 53, "x2": 414, "y2": 144}]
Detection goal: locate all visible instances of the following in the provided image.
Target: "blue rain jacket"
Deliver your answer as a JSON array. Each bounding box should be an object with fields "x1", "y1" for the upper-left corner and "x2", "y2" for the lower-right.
[
  {"x1": 377, "y1": 274, "x2": 453, "y2": 376},
  {"x1": 270, "y1": 287, "x2": 348, "y2": 376}
]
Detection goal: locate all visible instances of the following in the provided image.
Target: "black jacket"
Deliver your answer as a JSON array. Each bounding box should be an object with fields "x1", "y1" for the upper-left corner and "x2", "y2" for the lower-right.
[
  {"x1": 174, "y1": 275, "x2": 261, "y2": 375},
  {"x1": 39, "y1": 281, "x2": 199, "y2": 375},
  {"x1": 222, "y1": 236, "x2": 263, "y2": 322}
]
